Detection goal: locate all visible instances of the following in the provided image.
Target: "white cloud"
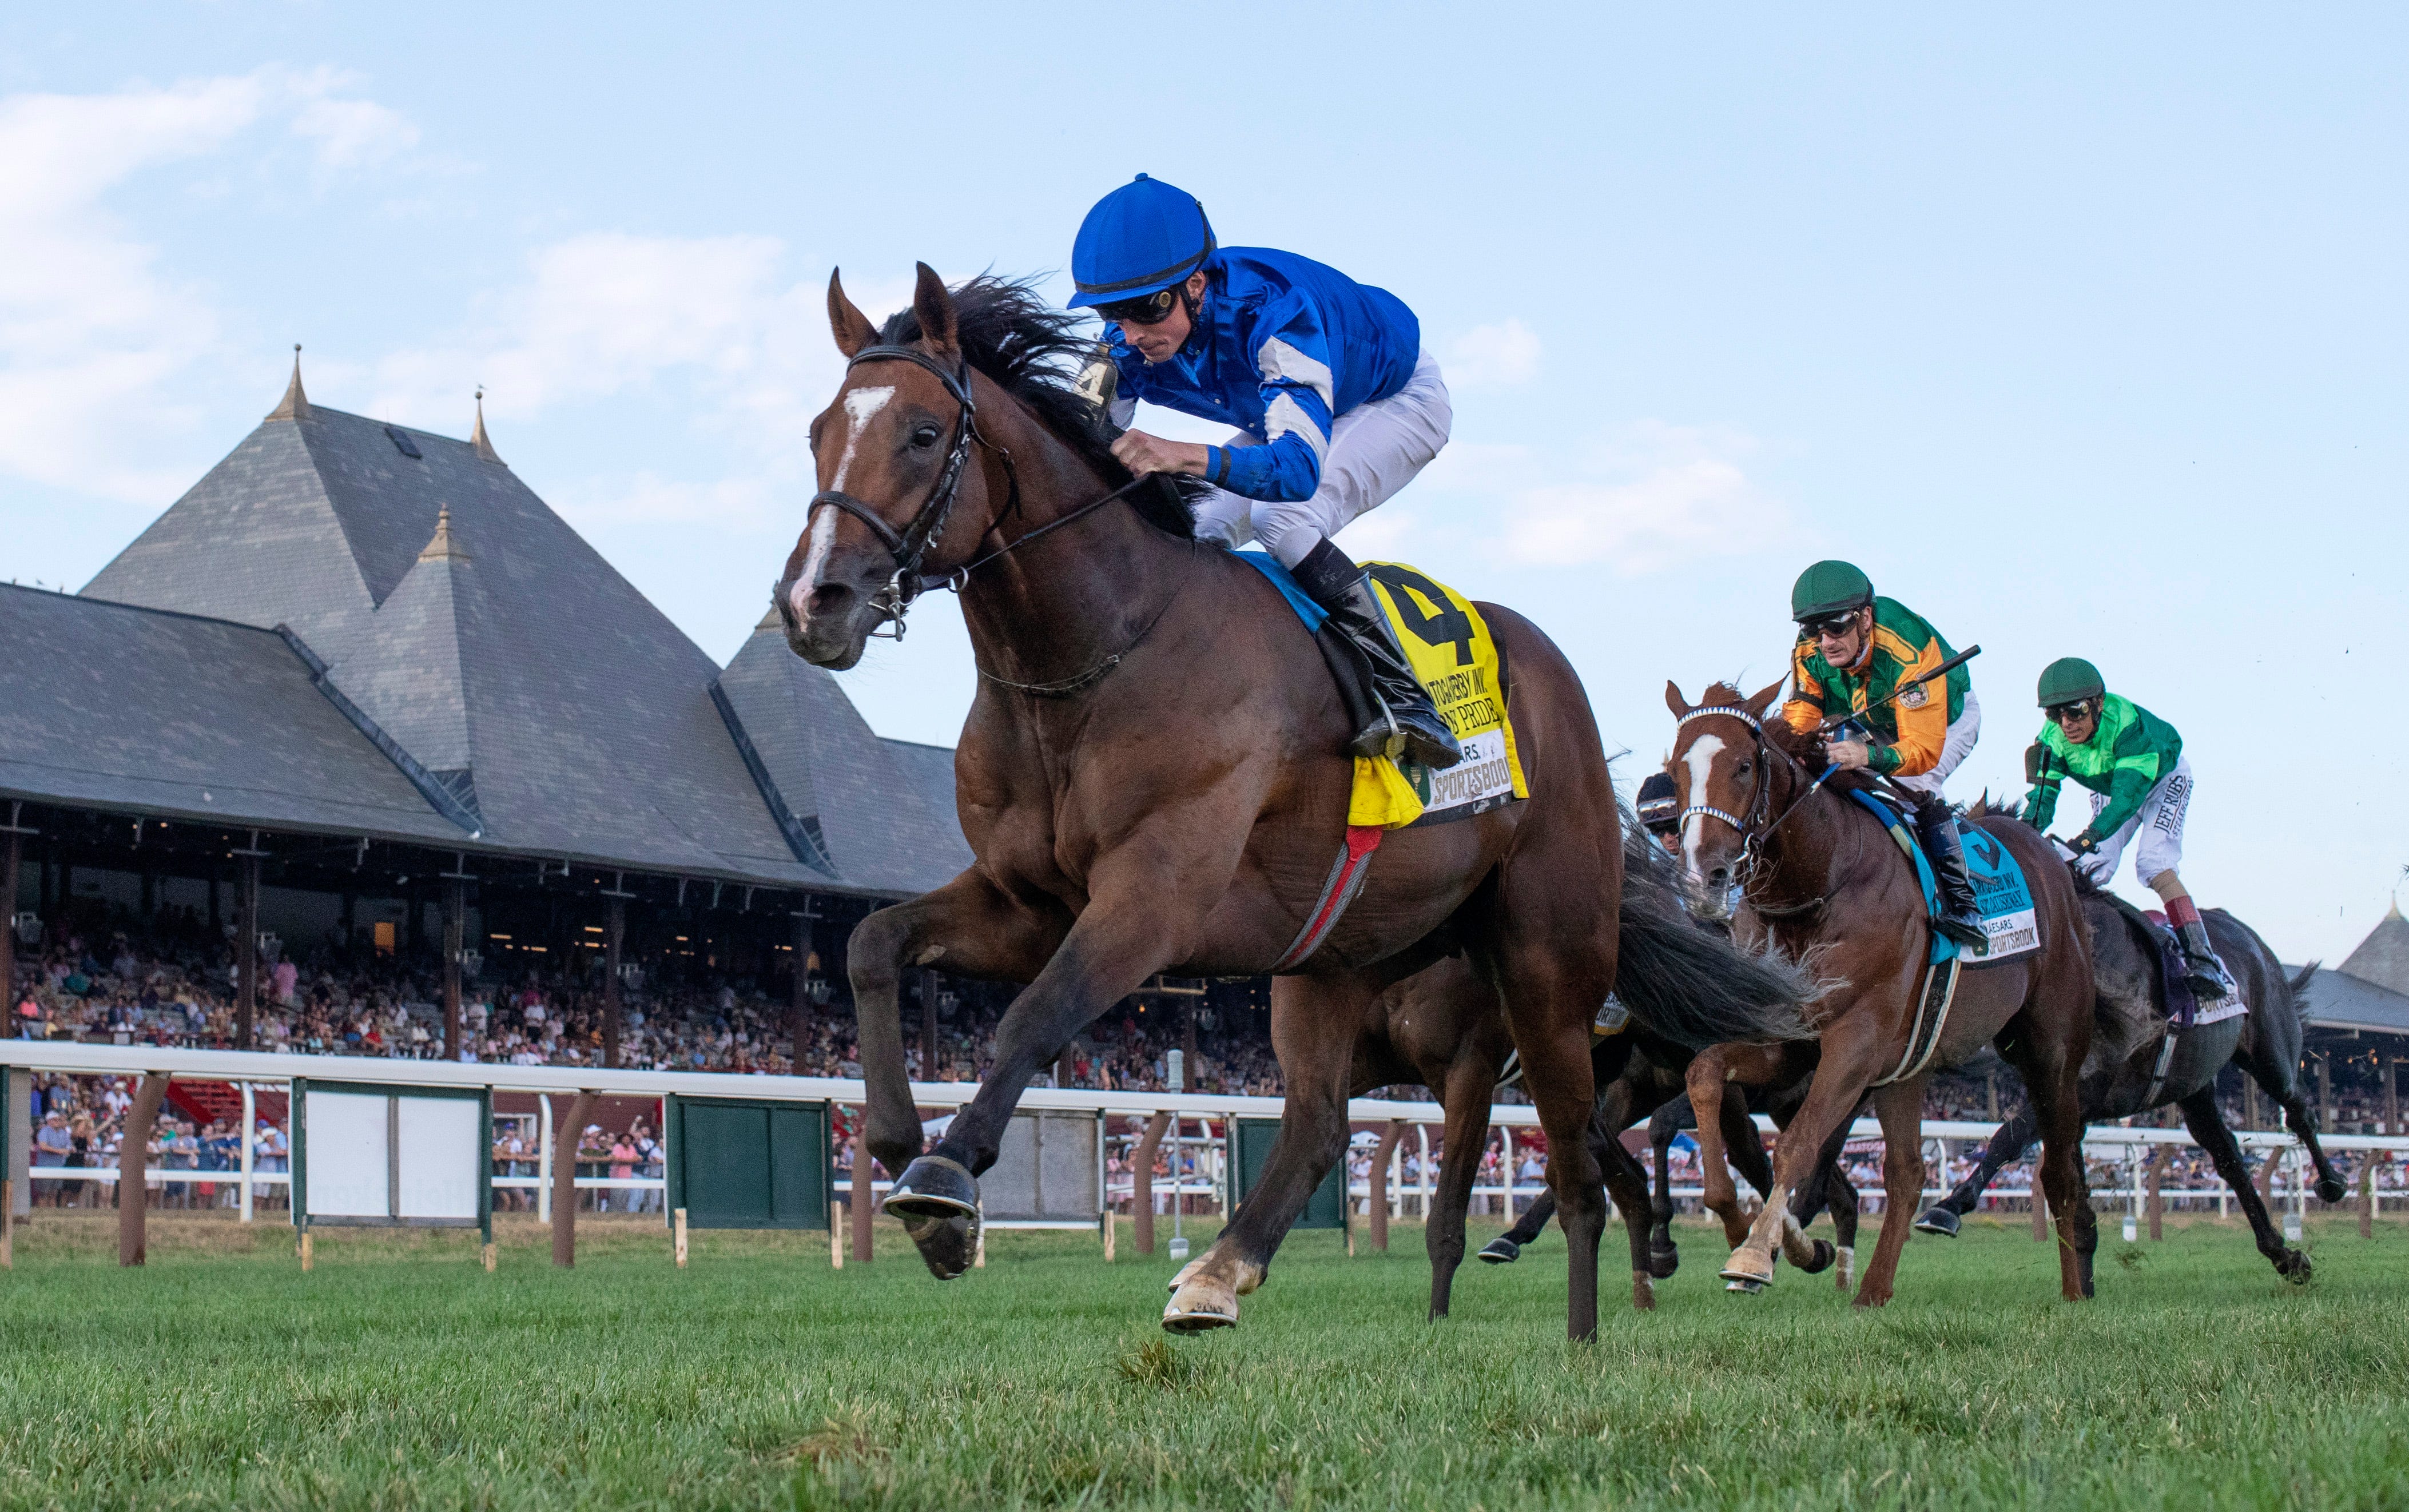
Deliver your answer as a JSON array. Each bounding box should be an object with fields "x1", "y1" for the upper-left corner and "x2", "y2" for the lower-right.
[
  {"x1": 0, "y1": 70, "x2": 424, "y2": 501},
  {"x1": 1440, "y1": 318, "x2": 1540, "y2": 389}
]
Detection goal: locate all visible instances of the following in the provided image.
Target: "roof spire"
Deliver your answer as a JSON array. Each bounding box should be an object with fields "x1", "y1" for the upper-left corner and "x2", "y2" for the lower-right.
[
  {"x1": 470, "y1": 385, "x2": 505, "y2": 464},
  {"x1": 418, "y1": 504, "x2": 472, "y2": 563},
  {"x1": 266, "y1": 344, "x2": 312, "y2": 421}
]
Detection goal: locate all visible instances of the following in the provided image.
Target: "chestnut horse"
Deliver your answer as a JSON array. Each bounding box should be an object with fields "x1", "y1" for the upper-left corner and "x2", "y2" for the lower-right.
[
  {"x1": 776, "y1": 269, "x2": 1803, "y2": 1338},
  {"x1": 1665, "y1": 679, "x2": 2098, "y2": 1305}
]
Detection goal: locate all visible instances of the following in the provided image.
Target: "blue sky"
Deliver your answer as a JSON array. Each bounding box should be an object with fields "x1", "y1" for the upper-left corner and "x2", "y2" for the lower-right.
[{"x1": 2, "y1": 5, "x2": 2401, "y2": 961}]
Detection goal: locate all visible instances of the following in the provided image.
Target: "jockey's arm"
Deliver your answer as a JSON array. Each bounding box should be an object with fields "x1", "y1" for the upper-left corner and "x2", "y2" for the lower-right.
[
  {"x1": 1208, "y1": 308, "x2": 1337, "y2": 502},
  {"x1": 1868, "y1": 636, "x2": 1950, "y2": 778},
  {"x1": 1779, "y1": 642, "x2": 1826, "y2": 735},
  {"x1": 2080, "y1": 738, "x2": 2164, "y2": 845}
]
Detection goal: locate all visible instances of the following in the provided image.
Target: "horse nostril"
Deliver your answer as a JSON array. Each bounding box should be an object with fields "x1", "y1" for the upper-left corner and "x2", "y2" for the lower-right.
[
  {"x1": 805, "y1": 583, "x2": 853, "y2": 619},
  {"x1": 1706, "y1": 866, "x2": 1730, "y2": 888}
]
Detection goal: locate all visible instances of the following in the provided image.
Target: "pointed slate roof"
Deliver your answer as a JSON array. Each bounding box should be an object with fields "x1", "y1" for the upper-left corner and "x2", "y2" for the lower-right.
[
  {"x1": 2340, "y1": 899, "x2": 2409, "y2": 997},
  {"x1": 70, "y1": 371, "x2": 944, "y2": 893},
  {"x1": 715, "y1": 615, "x2": 972, "y2": 896}
]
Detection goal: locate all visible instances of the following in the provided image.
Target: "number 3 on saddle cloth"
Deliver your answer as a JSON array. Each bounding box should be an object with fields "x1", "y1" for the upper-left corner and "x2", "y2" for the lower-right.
[{"x1": 1234, "y1": 551, "x2": 1531, "y2": 970}]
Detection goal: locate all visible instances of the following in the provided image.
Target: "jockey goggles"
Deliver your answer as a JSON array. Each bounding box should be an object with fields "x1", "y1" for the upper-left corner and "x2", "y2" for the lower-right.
[
  {"x1": 1799, "y1": 610, "x2": 1862, "y2": 640},
  {"x1": 1095, "y1": 285, "x2": 1183, "y2": 327},
  {"x1": 2044, "y1": 699, "x2": 2097, "y2": 725}
]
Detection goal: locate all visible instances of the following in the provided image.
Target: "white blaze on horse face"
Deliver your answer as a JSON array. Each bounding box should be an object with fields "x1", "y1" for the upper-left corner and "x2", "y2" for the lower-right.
[
  {"x1": 1680, "y1": 734, "x2": 1727, "y2": 880},
  {"x1": 790, "y1": 384, "x2": 896, "y2": 624}
]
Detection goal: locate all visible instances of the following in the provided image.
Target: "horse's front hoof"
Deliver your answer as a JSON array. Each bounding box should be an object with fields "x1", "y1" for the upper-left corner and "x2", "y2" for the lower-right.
[
  {"x1": 1163, "y1": 1274, "x2": 1239, "y2": 1333},
  {"x1": 1476, "y1": 1236, "x2": 1521, "y2": 1265},
  {"x1": 2316, "y1": 1177, "x2": 2348, "y2": 1205},
  {"x1": 1724, "y1": 1276, "x2": 1767, "y2": 1295},
  {"x1": 1913, "y1": 1206, "x2": 1961, "y2": 1238},
  {"x1": 1648, "y1": 1242, "x2": 1680, "y2": 1280},
  {"x1": 2278, "y1": 1250, "x2": 2313, "y2": 1286},
  {"x1": 1166, "y1": 1255, "x2": 1206, "y2": 1294},
  {"x1": 1834, "y1": 1246, "x2": 1855, "y2": 1292},
  {"x1": 1797, "y1": 1238, "x2": 1836, "y2": 1275},
  {"x1": 896, "y1": 1208, "x2": 979, "y2": 1280},
  {"x1": 885, "y1": 1155, "x2": 977, "y2": 1221},
  {"x1": 1631, "y1": 1271, "x2": 1657, "y2": 1311},
  {"x1": 1719, "y1": 1248, "x2": 1775, "y2": 1292}
]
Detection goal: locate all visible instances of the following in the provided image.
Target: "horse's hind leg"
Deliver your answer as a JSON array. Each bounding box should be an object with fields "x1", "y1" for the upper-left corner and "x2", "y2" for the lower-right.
[
  {"x1": 845, "y1": 872, "x2": 1067, "y2": 1278},
  {"x1": 1426, "y1": 1056, "x2": 1496, "y2": 1320},
  {"x1": 1647, "y1": 1101, "x2": 1681, "y2": 1278},
  {"x1": 1728, "y1": 1094, "x2": 1822, "y2": 1272},
  {"x1": 2178, "y1": 1087, "x2": 2309, "y2": 1283},
  {"x1": 1598, "y1": 1129, "x2": 1660, "y2": 1311},
  {"x1": 1167, "y1": 973, "x2": 1369, "y2": 1332}
]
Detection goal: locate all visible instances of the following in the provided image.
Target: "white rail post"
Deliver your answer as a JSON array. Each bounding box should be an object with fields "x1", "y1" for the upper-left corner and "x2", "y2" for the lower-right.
[
  {"x1": 1416, "y1": 1122, "x2": 1432, "y2": 1221},
  {"x1": 537, "y1": 1094, "x2": 554, "y2": 1224},
  {"x1": 1499, "y1": 1126, "x2": 1514, "y2": 1220},
  {"x1": 2122, "y1": 1145, "x2": 2140, "y2": 1243},
  {"x1": 238, "y1": 1081, "x2": 255, "y2": 1223}
]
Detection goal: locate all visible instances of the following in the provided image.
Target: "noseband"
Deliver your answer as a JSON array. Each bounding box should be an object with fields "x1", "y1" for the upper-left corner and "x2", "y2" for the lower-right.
[{"x1": 797, "y1": 344, "x2": 1021, "y2": 639}]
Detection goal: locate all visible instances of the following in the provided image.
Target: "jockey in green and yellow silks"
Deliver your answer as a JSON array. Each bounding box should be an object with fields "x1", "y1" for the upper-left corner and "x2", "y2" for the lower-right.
[
  {"x1": 1782, "y1": 560, "x2": 1987, "y2": 952},
  {"x1": 2022, "y1": 656, "x2": 2229, "y2": 998}
]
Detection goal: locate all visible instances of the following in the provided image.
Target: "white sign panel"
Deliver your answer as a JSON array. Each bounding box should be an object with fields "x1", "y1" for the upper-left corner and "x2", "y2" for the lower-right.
[
  {"x1": 395, "y1": 1096, "x2": 482, "y2": 1220},
  {"x1": 304, "y1": 1089, "x2": 393, "y2": 1219}
]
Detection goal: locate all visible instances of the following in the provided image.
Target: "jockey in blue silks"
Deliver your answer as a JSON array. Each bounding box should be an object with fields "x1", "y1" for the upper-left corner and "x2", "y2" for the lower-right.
[{"x1": 1068, "y1": 173, "x2": 1462, "y2": 770}]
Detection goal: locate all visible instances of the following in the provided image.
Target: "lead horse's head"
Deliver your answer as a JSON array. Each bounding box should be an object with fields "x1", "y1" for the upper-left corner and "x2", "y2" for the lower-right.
[
  {"x1": 1663, "y1": 678, "x2": 1791, "y2": 921},
  {"x1": 776, "y1": 264, "x2": 1004, "y2": 669}
]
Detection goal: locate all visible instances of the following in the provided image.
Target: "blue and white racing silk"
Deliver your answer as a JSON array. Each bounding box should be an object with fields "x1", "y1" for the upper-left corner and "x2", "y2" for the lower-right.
[{"x1": 1103, "y1": 248, "x2": 1421, "y2": 503}]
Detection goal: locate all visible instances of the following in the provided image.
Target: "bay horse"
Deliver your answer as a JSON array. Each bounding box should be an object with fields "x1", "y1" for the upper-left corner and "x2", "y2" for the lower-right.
[
  {"x1": 1666, "y1": 679, "x2": 2098, "y2": 1305},
  {"x1": 1915, "y1": 870, "x2": 2345, "y2": 1282},
  {"x1": 776, "y1": 269, "x2": 1804, "y2": 1339}
]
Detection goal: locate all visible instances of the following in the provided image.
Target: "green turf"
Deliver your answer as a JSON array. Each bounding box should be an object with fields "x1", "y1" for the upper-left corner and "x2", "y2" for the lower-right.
[{"x1": 0, "y1": 1210, "x2": 2402, "y2": 1510}]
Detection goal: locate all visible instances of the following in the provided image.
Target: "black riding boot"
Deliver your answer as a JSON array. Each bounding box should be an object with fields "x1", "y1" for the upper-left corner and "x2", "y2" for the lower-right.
[
  {"x1": 1292, "y1": 540, "x2": 1462, "y2": 770},
  {"x1": 1913, "y1": 797, "x2": 1989, "y2": 954},
  {"x1": 2175, "y1": 917, "x2": 2235, "y2": 1000}
]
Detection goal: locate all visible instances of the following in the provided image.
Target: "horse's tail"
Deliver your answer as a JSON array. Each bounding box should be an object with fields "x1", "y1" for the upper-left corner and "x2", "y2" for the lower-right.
[
  {"x1": 2285, "y1": 961, "x2": 2319, "y2": 1025},
  {"x1": 1616, "y1": 812, "x2": 1819, "y2": 1048}
]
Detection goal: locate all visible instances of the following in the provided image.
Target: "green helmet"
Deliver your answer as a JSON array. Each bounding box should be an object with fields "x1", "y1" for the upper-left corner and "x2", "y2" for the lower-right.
[
  {"x1": 1791, "y1": 560, "x2": 1874, "y2": 622},
  {"x1": 2036, "y1": 656, "x2": 2105, "y2": 708}
]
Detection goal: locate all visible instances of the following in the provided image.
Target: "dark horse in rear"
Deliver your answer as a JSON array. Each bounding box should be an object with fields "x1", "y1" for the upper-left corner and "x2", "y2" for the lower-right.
[
  {"x1": 1915, "y1": 871, "x2": 2345, "y2": 1281},
  {"x1": 774, "y1": 269, "x2": 1804, "y2": 1338}
]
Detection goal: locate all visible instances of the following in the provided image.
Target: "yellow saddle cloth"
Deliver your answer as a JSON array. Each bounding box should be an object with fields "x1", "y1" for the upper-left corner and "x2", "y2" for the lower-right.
[{"x1": 1347, "y1": 563, "x2": 1531, "y2": 829}]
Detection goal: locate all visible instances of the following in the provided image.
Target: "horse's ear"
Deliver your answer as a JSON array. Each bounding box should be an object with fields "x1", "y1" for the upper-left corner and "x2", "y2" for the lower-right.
[
  {"x1": 1664, "y1": 681, "x2": 1691, "y2": 717},
  {"x1": 912, "y1": 262, "x2": 959, "y2": 355},
  {"x1": 828, "y1": 269, "x2": 877, "y2": 359},
  {"x1": 1748, "y1": 678, "x2": 1786, "y2": 719}
]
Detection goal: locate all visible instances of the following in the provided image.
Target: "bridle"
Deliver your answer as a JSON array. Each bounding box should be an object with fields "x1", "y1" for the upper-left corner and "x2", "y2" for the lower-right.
[
  {"x1": 1673, "y1": 703, "x2": 1846, "y2": 908},
  {"x1": 786, "y1": 341, "x2": 1163, "y2": 644},
  {"x1": 794, "y1": 344, "x2": 1019, "y2": 640}
]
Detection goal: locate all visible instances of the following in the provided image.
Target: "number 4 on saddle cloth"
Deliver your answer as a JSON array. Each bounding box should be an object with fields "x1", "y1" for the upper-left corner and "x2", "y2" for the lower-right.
[
  {"x1": 1236, "y1": 551, "x2": 1531, "y2": 972},
  {"x1": 1234, "y1": 551, "x2": 1529, "y2": 830}
]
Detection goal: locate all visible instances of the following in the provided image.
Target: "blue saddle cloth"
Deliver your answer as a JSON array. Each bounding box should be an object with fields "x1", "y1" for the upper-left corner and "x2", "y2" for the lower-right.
[
  {"x1": 1847, "y1": 789, "x2": 2040, "y2": 964},
  {"x1": 1232, "y1": 550, "x2": 1328, "y2": 631}
]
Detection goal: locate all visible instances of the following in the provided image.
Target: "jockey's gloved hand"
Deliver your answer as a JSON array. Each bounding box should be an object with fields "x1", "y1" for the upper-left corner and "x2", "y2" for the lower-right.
[
  {"x1": 2049, "y1": 835, "x2": 2080, "y2": 864},
  {"x1": 2065, "y1": 831, "x2": 2100, "y2": 857}
]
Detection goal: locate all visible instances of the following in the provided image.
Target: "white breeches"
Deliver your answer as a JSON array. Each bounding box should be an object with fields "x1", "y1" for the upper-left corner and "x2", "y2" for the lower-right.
[
  {"x1": 1887, "y1": 690, "x2": 1982, "y2": 800},
  {"x1": 1190, "y1": 349, "x2": 1452, "y2": 567},
  {"x1": 2078, "y1": 756, "x2": 2193, "y2": 886}
]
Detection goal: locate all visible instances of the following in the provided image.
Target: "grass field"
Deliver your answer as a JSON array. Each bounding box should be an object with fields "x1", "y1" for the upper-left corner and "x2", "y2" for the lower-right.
[{"x1": 1, "y1": 1209, "x2": 2403, "y2": 1510}]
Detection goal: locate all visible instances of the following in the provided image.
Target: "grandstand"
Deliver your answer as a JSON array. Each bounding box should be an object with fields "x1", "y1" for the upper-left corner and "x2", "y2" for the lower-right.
[{"x1": 2, "y1": 357, "x2": 969, "y2": 1067}]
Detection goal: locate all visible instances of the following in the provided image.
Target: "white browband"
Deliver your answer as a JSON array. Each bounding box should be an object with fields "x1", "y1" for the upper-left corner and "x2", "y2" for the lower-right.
[{"x1": 1677, "y1": 706, "x2": 1762, "y2": 731}]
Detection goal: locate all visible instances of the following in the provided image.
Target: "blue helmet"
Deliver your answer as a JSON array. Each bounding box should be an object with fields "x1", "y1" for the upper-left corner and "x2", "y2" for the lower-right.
[{"x1": 1067, "y1": 174, "x2": 1217, "y2": 311}]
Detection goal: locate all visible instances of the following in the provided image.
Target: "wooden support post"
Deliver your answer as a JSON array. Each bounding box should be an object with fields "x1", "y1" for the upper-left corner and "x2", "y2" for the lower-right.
[
  {"x1": 441, "y1": 877, "x2": 465, "y2": 1062},
  {"x1": 830, "y1": 1197, "x2": 844, "y2": 1268},
  {"x1": 118, "y1": 1073, "x2": 168, "y2": 1266},
  {"x1": 1368, "y1": 1120, "x2": 1404, "y2": 1253},
  {"x1": 1102, "y1": 1205, "x2": 1116, "y2": 1262},
  {"x1": 0, "y1": 814, "x2": 23, "y2": 1023},
  {"x1": 2316, "y1": 1054, "x2": 2333, "y2": 1133},
  {"x1": 1132, "y1": 1112, "x2": 1170, "y2": 1255},
  {"x1": 602, "y1": 894, "x2": 626, "y2": 1069},
  {"x1": 849, "y1": 1135, "x2": 873, "y2": 1263},
  {"x1": 550, "y1": 1091, "x2": 595, "y2": 1267},
  {"x1": 234, "y1": 847, "x2": 263, "y2": 1051},
  {"x1": 2032, "y1": 1180, "x2": 2048, "y2": 1241},
  {"x1": 482, "y1": 1240, "x2": 496, "y2": 1272},
  {"x1": 674, "y1": 1207, "x2": 689, "y2": 1267},
  {"x1": 299, "y1": 1232, "x2": 313, "y2": 1271},
  {"x1": 2388, "y1": 1059, "x2": 2402, "y2": 1138},
  {"x1": 2244, "y1": 1078, "x2": 2262, "y2": 1133},
  {"x1": 2145, "y1": 1146, "x2": 2169, "y2": 1241},
  {"x1": 792, "y1": 913, "x2": 813, "y2": 1069},
  {"x1": 922, "y1": 969, "x2": 941, "y2": 1081}
]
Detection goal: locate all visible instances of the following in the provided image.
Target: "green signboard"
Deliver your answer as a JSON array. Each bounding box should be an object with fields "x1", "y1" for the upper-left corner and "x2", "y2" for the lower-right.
[
  {"x1": 665, "y1": 1096, "x2": 829, "y2": 1230},
  {"x1": 1229, "y1": 1117, "x2": 1345, "y2": 1231}
]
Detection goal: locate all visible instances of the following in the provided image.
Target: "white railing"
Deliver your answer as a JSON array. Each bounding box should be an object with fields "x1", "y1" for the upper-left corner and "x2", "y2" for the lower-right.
[{"x1": 9, "y1": 1041, "x2": 2404, "y2": 1232}]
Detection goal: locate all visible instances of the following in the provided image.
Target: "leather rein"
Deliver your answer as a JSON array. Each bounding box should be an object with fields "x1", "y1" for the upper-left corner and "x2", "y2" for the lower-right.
[
  {"x1": 789, "y1": 340, "x2": 1175, "y2": 693},
  {"x1": 1674, "y1": 704, "x2": 1850, "y2": 919}
]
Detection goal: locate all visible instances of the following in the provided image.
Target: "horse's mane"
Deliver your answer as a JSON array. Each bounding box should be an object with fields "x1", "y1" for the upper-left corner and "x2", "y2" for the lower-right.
[{"x1": 876, "y1": 274, "x2": 1200, "y2": 540}]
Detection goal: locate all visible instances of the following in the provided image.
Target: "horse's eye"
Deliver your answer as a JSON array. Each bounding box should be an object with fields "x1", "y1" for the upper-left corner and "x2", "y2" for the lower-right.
[
  {"x1": 1735, "y1": 761, "x2": 1752, "y2": 777},
  {"x1": 912, "y1": 425, "x2": 941, "y2": 449}
]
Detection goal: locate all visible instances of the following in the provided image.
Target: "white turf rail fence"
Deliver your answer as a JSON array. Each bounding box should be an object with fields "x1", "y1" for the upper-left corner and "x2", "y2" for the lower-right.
[{"x1": 5, "y1": 1042, "x2": 2406, "y2": 1268}]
